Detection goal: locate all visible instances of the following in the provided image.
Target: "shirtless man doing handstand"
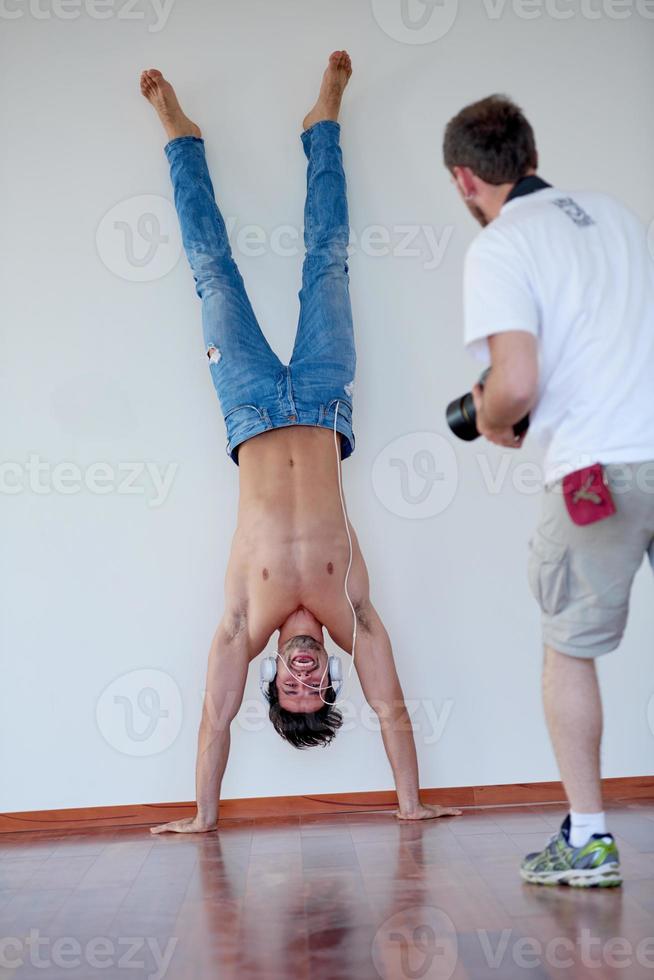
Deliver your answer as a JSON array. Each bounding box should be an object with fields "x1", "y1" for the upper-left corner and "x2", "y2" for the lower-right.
[{"x1": 140, "y1": 52, "x2": 460, "y2": 832}]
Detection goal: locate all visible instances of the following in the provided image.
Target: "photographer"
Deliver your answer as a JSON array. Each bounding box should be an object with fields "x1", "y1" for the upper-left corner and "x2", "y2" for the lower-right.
[{"x1": 443, "y1": 95, "x2": 654, "y2": 887}]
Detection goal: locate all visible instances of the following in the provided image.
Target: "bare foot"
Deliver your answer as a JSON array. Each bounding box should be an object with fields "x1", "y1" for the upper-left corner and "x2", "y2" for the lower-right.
[
  {"x1": 303, "y1": 50, "x2": 352, "y2": 131},
  {"x1": 140, "y1": 69, "x2": 202, "y2": 142}
]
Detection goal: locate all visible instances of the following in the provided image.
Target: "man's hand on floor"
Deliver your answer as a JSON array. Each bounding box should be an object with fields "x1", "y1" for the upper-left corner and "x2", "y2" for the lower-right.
[
  {"x1": 395, "y1": 803, "x2": 462, "y2": 821},
  {"x1": 150, "y1": 813, "x2": 217, "y2": 834}
]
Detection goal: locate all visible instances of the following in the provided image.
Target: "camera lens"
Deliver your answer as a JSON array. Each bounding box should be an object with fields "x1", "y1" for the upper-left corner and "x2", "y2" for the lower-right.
[{"x1": 446, "y1": 392, "x2": 480, "y2": 441}]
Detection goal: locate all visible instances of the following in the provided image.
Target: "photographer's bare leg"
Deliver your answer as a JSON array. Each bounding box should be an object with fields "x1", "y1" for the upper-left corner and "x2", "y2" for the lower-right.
[{"x1": 543, "y1": 645, "x2": 603, "y2": 811}]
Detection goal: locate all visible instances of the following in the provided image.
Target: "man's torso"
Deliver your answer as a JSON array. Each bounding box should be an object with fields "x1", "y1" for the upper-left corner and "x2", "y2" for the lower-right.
[{"x1": 225, "y1": 426, "x2": 368, "y2": 656}]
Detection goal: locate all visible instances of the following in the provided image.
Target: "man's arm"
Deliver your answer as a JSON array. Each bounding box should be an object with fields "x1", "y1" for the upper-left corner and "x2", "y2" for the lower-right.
[
  {"x1": 472, "y1": 331, "x2": 539, "y2": 447},
  {"x1": 151, "y1": 618, "x2": 251, "y2": 834},
  {"x1": 353, "y1": 600, "x2": 461, "y2": 821}
]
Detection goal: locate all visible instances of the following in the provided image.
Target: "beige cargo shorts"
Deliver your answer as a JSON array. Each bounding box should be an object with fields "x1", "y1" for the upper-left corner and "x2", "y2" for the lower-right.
[{"x1": 528, "y1": 462, "x2": 654, "y2": 657}]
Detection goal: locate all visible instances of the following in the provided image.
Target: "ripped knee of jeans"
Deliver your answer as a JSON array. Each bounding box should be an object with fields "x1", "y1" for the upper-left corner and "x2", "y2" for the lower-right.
[{"x1": 207, "y1": 345, "x2": 222, "y2": 365}]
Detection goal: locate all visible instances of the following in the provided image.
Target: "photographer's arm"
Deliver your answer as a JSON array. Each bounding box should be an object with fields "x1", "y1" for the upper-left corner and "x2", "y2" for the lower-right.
[
  {"x1": 151, "y1": 620, "x2": 251, "y2": 834},
  {"x1": 353, "y1": 601, "x2": 461, "y2": 821},
  {"x1": 473, "y1": 331, "x2": 538, "y2": 446}
]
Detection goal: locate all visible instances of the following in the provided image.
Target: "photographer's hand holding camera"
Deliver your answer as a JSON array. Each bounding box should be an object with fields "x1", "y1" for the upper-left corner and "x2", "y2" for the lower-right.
[{"x1": 470, "y1": 333, "x2": 537, "y2": 449}]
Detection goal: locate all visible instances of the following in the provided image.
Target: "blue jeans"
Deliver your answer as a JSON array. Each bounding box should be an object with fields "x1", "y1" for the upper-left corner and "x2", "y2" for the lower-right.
[{"x1": 164, "y1": 121, "x2": 356, "y2": 464}]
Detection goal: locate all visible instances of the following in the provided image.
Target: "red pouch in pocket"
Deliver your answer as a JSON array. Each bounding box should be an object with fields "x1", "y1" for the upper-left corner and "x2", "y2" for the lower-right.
[{"x1": 562, "y1": 463, "x2": 616, "y2": 526}]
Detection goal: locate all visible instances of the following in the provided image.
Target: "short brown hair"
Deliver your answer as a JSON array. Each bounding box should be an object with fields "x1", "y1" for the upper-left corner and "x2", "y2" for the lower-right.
[
  {"x1": 266, "y1": 678, "x2": 342, "y2": 749},
  {"x1": 443, "y1": 95, "x2": 537, "y2": 185}
]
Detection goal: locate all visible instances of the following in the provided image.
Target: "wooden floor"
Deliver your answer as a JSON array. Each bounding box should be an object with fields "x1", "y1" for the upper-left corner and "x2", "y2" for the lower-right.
[{"x1": 1, "y1": 801, "x2": 653, "y2": 980}]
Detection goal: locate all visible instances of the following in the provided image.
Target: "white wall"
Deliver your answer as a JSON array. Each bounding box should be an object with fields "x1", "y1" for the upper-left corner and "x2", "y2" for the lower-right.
[{"x1": 2, "y1": 0, "x2": 653, "y2": 813}]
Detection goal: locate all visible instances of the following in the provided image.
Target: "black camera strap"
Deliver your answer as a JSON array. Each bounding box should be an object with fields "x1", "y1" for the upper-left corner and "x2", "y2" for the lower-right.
[{"x1": 505, "y1": 175, "x2": 552, "y2": 203}]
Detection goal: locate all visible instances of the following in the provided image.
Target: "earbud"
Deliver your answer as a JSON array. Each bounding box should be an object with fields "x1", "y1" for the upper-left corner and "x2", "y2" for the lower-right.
[
  {"x1": 329, "y1": 655, "x2": 343, "y2": 689},
  {"x1": 259, "y1": 656, "x2": 277, "y2": 696}
]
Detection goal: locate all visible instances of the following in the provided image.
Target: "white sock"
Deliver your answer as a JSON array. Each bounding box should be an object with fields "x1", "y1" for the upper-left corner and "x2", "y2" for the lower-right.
[{"x1": 569, "y1": 810, "x2": 607, "y2": 847}]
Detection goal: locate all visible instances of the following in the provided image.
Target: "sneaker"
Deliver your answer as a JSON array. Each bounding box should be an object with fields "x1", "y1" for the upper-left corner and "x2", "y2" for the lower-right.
[{"x1": 520, "y1": 815, "x2": 622, "y2": 887}]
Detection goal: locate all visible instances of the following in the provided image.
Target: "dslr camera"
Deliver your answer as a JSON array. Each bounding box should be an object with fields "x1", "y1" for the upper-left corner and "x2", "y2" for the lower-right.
[{"x1": 446, "y1": 368, "x2": 530, "y2": 442}]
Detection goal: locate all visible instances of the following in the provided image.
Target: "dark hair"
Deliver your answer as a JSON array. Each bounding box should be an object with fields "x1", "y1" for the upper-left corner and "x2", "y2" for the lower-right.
[
  {"x1": 443, "y1": 94, "x2": 538, "y2": 185},
  {"x1": 266, "y1": 677, "x2": 343, "y2": 749}
]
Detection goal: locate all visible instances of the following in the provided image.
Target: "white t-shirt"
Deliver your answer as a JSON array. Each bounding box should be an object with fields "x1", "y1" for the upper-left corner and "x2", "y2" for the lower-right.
[{"x1": 463, "y1": 186, "x2": 654, "y2": 484}]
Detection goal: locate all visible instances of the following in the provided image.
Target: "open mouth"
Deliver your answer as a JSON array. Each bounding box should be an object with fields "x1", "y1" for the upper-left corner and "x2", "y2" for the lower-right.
[{"x1": 291, "y1": 654, "x2": 316, "y2": 669}]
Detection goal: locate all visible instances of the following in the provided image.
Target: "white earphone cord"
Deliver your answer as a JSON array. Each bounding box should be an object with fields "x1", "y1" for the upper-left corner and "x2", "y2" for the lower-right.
[
  {"x1": 332, "y1": 400, "x2": 357, "y2": 705},
  {"x1": 273, "y1": 401, "x2": 356, "y2": 707}
]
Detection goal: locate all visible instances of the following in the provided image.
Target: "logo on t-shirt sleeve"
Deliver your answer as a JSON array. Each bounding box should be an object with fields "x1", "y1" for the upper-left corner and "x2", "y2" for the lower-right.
[{"x1": 551, "y1": 197, "x2": 595, "y2": 227}]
